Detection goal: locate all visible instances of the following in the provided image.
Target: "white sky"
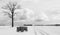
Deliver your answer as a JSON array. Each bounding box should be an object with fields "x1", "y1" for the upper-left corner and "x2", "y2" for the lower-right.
[{"x1": 0, "y1": 0, "x2": 60, "y2": 24}]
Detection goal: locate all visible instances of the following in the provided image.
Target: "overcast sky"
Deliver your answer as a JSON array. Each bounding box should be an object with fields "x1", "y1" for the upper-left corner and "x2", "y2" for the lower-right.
[{"x1": 0, "y1": 0, "x2": 60, "y2": 24}]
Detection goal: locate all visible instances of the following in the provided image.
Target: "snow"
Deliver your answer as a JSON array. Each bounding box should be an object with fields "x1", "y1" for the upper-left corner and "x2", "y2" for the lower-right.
[
  {"x1": 0, "y1": 26, "x2": 60, "y2": 35},
  {"x1": 0, "y1": 26, "x2": 35, "y2": 35}
]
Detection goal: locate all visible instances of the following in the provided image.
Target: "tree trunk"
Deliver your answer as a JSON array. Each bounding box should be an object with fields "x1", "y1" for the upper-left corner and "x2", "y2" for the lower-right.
[{"x1": 12, "y1": 12, "x2": 14, "y2": 27}]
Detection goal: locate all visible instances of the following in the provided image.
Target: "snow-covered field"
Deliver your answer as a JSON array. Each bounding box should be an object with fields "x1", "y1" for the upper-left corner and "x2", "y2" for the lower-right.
[{"x1": 0, "y1": 26, "x2": 60, "y2": 35}]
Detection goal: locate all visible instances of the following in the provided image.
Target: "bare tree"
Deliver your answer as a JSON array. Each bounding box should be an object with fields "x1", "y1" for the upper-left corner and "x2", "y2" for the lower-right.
[{"x1": 1, "y1": 2, "x2": 21, "y2": 27}]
